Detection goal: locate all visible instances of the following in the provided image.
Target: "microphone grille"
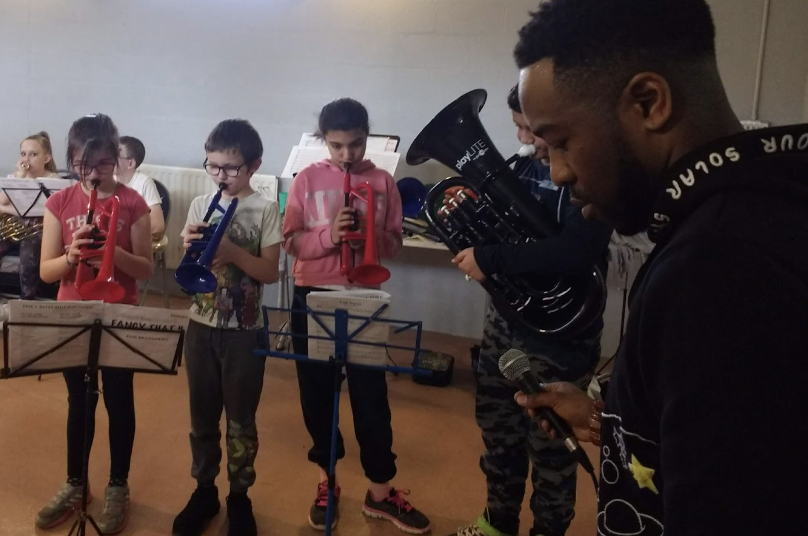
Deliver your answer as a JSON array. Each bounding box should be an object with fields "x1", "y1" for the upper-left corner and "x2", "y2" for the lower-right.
[{"x1": 498, "y1": 349, "x2": 530, "y2": 381}]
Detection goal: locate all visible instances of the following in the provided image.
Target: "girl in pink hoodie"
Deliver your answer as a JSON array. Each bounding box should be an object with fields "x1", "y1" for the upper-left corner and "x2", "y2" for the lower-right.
[{"x1": 282, "y1": 98, "x2": 431, "y2": 534}]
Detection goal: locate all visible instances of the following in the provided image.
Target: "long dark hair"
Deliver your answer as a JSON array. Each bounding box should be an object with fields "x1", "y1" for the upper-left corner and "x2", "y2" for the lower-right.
[
  {"x1": 66, "y1": 114, "x2": 120, "y2": 181},
  {"x1": 317, "y1": 98, "x2": 370, "y2": 137}
]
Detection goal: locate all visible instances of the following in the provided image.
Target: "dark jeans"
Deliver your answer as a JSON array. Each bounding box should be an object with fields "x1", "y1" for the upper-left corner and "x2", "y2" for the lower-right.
[
  {"x1": 291, "y1": 286, "x2": 397, "y2": 483},
  {"x1": 64, "y1": 368, "x2": 136, "y2": 481}
]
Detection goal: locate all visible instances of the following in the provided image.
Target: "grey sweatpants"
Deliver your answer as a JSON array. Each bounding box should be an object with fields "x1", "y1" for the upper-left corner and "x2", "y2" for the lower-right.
[{"x1": 184, "y1": 320, "x2": 267, "y2": 492}]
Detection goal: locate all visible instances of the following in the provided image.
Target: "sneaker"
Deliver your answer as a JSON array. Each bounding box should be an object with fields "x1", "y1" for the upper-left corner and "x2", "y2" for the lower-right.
[
  {"x1": 309, "y1": 481, "x2": 340, "y2": 531},
  {"x1": 362, "y1": 487, "x2": 431, "y2": 534},
  {"x1": 97, "y1": 485, "x2": 130, "y2": 534},
  {"x1": 446, "y1": 512, "x2": 516, "y2": 536},
  {"x1": 172, "y1": 485, "x2": 220, "y2": 536},
  {"x1": 226, "y1": 492, "x2": 256, "y2": 536},
  {"x1": 35, "y1": 482, "x2": 91, "y2": 529}
]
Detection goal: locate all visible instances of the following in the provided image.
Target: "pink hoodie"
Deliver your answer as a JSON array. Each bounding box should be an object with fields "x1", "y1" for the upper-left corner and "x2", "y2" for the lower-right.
[{"x1": 282, "y1": 159, "x2": 403, "y2": 287}]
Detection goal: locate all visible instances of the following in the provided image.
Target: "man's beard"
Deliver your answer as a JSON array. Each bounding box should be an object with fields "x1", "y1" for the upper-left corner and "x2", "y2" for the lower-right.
[{"x1": 608, "y1": 143, "x2": 658, "y2": 236}]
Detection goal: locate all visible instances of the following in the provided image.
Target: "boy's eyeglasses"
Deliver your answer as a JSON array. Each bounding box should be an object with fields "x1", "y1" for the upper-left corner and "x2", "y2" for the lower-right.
[
  {"x1": 204, "y1": 159, "x2": 250, "y2": 177},
  {"x1": 71, "y1": 160, "x2": 117, "y2": 175}
]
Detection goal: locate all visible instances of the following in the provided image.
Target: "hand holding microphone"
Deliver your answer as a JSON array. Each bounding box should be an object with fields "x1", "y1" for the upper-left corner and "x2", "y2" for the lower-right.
[
  {"x1": 498, "y1": 349, "x2": 599, "y2": 491},
  {"x1": 514, "y1": 381, "x2": 593, "y2": 443}
]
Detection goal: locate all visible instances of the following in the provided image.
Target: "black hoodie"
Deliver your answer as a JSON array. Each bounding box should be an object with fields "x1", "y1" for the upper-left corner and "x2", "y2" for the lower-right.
[{"x1": 598, "y1": 125, "x2": 808, "y2": 536}]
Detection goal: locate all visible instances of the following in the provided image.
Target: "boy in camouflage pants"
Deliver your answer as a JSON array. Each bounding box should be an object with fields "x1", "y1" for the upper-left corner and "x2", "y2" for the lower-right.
[{"x1": 447, "y1": 86, "x2": 611, "y2": 536}]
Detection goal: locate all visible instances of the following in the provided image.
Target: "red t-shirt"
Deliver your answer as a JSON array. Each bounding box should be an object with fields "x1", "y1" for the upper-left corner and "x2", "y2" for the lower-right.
[{"x1": 45, "y1": 182, "x2": 150, "y2": 304}]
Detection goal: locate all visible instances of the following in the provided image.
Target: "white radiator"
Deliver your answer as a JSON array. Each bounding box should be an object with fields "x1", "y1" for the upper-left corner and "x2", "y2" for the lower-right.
[{"x1": 138, "y1": 164, "x2": 278, "y2": 269}]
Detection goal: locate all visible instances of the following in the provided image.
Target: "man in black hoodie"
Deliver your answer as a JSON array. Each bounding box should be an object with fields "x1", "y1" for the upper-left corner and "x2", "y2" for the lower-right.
[
  {"x1": 512, "y1": 1, "x2": 808, "y2": 535},
  {"x1": 447, "y1": 87, "x2": 611, "y2": 536}
]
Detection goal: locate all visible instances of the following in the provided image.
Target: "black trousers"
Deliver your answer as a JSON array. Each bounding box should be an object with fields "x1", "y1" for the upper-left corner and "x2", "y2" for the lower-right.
[
  {"x1": 64, "y1": 368, "x2": 135, "y2": 482},
  {"x1": 291, "y1": 286, "x2": 397, "y2": 483}
]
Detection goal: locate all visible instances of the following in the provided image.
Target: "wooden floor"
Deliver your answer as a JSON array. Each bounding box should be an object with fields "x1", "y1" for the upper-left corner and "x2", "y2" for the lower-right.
[{"x1": 0, "y1": 295, "x2": 600, "y2": 536}]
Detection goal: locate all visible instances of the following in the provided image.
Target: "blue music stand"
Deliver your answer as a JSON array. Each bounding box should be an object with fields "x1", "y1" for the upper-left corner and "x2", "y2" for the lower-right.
[{"x1": 256, "y1": 301, "x2": 432, "y2": 536}]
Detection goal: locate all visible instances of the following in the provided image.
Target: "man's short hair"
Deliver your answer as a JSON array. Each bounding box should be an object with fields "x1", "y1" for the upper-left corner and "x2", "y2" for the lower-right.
[
  {"x1": 514, "y1": 0, "x2": 716, "y2": 110},
  {"x1": 120, "y1": 136, "x2": 146, "y2": 168}
]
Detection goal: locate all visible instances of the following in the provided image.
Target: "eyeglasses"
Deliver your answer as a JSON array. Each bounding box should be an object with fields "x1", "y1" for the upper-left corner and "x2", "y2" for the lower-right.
[
  {"x1": 71, "y1": 160, "x2": 117, "y2": 175},
  {"x1": 203, "y1": 159, "x2": 250, "y2": 177}
]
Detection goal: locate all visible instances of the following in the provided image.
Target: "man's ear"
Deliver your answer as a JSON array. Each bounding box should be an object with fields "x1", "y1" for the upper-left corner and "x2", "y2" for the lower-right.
[{"x1": 618, "y1": 72, "x2": 673, "y2": 132}]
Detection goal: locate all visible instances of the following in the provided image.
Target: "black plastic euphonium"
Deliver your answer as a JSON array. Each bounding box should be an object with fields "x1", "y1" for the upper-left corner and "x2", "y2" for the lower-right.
[{"x1": 406, "y1": 89, "x2": 606, "y2": 338}]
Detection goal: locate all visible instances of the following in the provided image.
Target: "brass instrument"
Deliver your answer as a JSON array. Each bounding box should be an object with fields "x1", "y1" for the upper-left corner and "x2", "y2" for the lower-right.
[{"x1": 0, "y1": 214, "x2": 43, "y2": 243}]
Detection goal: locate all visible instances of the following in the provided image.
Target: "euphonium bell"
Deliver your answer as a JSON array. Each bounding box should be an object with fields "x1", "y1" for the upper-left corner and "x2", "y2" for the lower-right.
[
  {"x1": 75, "y1": 180, "x2": 126, "y2": 303},
  {"x1": 340, "y1": 165, "x2": 390, "y2": 286},
  {"x1": 175, "y1": 183, "x2": 238, "y2": 294}
]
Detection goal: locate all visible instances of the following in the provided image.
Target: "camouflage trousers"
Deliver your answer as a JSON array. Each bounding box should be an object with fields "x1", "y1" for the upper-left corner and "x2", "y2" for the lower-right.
[
  {"x1": 476, "y1": 306, "x2": 601, "y2": 536},
  {"x1": 184, "y1": 320, "x2": 267, "y2": 493}
]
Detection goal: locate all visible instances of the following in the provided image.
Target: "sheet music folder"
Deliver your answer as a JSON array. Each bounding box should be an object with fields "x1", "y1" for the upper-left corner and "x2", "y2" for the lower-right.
[
  {"x1": 1, "y1": 300, "x2": 189, "y2": 377},
  {"x1": 0, "y1": 177, "x2": 74, "y2": 218}
]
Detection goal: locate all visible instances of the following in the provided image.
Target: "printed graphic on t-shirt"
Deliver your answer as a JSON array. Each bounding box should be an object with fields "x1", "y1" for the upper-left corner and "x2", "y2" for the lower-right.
[{"x1": 191, "y1": 213, "x2": 262, "y2": 329}]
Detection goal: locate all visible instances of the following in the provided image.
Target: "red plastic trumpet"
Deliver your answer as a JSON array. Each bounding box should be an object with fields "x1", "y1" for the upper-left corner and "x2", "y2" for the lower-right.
[
  {"x1": 340, "y1": 164, "x2": 391, "y2": 286},
  {"x1": 74, "y1": 180, "x2": 126, "y2": 303}
]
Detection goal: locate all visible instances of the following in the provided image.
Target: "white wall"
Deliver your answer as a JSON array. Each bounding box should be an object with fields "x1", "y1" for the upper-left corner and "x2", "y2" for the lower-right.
[
  {"x1": 3, "y1": 0, "x2": 806, "y2": 179},
  {"x1": 2, "y1": 0, "x2": 808, "y2": 342},
  {"x1": 0, "y1": 0, "x2": 543, "y2": 182}
]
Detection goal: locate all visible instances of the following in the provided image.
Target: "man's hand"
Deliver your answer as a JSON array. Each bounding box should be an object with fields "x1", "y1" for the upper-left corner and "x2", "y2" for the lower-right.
[
  {"x1": 514, "y1": 382, "x2": 594, "y2": 443},
  {"x1": 452, "y1": 247, "x2": 486, "y2": 282}
]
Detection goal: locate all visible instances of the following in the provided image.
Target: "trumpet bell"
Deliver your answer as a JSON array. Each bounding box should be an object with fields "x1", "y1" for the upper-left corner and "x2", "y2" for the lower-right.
[
  {"x1": 79, "y1": 279, "x2": 126, "y2": 303},
  {"x1": 174, "y1": 263, "x2": 218, "y2": 294},
  {"x1": 350, "y1": 264, "x2": 391, "y2": 286}
]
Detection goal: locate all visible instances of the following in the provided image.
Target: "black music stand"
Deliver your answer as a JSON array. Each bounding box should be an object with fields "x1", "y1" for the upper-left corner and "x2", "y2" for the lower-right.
[
  {"x1": 0, "y1": 177, "x2": 72, "y2": 219},
  {"x1": 1, "y1": 319, "x2": 184, "y2": 535},
  {"x1": 257, "y1": 298, "x2": 431, "y2": 536}
]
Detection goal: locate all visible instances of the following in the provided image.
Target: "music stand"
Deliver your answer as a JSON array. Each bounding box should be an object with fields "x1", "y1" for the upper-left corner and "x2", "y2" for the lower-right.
[
  {"x1": 0, "y1": 177, "x2": 73, "y2": 218},
  {"x1": 1, "y1": 315, "x2": 184, "y2": 535},
  {"x1": 256, "y1": 299, "x2": 432, "y2": 536}
]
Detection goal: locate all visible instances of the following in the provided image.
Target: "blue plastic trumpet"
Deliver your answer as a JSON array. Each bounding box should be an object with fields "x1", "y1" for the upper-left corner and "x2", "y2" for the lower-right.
[{"x1": 174, "y1": 183, "x2": 238, "y2": 294}]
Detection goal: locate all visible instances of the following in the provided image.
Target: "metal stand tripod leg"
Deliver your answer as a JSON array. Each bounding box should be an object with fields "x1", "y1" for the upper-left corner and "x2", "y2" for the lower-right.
[
  {"x1": 324, "y1": 309, "x2": 349, "y2": 536},
  {"x1": 68, "y1": 321, "x2": 103, "y2": 536},
  {"x1": 275, "y1": 251, "x2": 292, "y2": 351}
]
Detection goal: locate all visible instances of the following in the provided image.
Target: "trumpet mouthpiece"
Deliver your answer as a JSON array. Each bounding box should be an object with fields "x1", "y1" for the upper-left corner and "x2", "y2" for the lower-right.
[{"x1": 518, "y1": 144, "x2": 537, "y2": 157}]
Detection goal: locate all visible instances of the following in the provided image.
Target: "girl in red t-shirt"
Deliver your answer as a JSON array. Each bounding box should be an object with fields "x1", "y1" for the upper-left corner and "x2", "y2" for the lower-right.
[{"x1": 36, "y1": 114, "x2": 153, "y2": 534}]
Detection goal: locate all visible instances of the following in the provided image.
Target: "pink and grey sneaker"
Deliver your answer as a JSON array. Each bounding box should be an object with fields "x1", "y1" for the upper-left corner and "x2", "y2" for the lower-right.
[
  {"x1": 362, "y1": 487, "x2": 431, "y2": 534},
  {"x1": 309, "y1": 481, "x2": 340, "y2": 531}
]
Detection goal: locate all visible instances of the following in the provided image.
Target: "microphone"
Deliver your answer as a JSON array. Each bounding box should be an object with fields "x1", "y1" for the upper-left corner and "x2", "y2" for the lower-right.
[{"x1": 498, "y1": 349, "x2": 598, "y2": 490}]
